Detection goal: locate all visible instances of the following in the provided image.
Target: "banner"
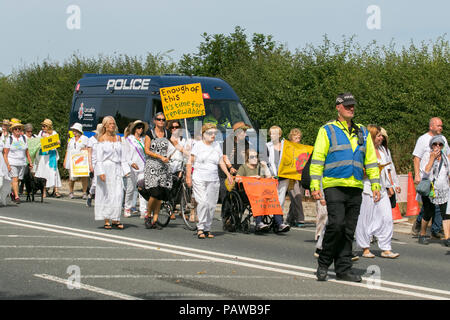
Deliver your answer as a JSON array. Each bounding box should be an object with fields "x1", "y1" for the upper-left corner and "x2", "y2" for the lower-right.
[
  {"x1": 278, "y1": 140, "x2": 313, "y2": 180},
  {"x1": 70, "y1": 150, "x2": 89, "y2": 177},
  {"x1": 160, "y1": 83, "x2": 206, "y2": 120},
  {"x1": 238, "y1": 177, "x2": 283, "y2": 217},
  {"x1": 27, "y1": 137, "x2": 41, "y2": 164},
  {"x1": 40, "y1": 134, "x2": 60, "y2": 153}
]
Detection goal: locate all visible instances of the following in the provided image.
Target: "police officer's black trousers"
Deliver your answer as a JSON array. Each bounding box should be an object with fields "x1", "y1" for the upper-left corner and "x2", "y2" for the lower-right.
[{"x1": 318, "y1": 187, "x2": 362, "y2": 275}]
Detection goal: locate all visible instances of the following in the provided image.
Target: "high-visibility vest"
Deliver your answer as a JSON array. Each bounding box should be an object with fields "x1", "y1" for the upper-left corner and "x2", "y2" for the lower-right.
[{"x1": 322, "y1": 123, "x2": 371, "y2": 181}]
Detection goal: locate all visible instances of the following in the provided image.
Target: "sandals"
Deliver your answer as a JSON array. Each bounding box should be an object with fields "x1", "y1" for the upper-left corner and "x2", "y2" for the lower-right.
[
  {"x1": 104, "y1": 223, "x2": 112, "y2": 230},
  {"x1": 111, "y1": 222, "x2": 124, "y2": 230},
  {"x1": 197, "y1": 230, "x2": 214, "y2": 239},
  {"x1": 381, "y1": 252, "x2": 400, "y2": 259},
  {"x1": 54, "y1": 192, "x2": 62, "y2": 198},
  {"x1": 362, "y1": 252, "x2": 375, "y2": 258}
]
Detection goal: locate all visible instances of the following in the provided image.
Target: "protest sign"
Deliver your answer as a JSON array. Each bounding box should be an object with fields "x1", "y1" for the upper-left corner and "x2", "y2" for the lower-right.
[
  {"x1": 238, "y1": 177, "x2": 283, "y2": 217},
  {"x1": 70, "y1": 150, "x2": 89, "y2": 178},
  {"x1": 277, "y1": 140, "x2": 313, "y2": 180},
  {"x1": 160, "y1": 83, "x2": 206, "y2": 120},
  {"x1": 40, "y1": 134, "x2": 60, "y2": 153}
]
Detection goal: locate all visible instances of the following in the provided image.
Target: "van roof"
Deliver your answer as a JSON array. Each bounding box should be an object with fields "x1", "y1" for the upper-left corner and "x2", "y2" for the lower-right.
[{"x1": 77, "y1": 74, "x2": 239, "y2": 100}]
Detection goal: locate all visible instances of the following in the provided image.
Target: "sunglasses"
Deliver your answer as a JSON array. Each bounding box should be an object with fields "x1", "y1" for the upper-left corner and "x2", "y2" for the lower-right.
[
  {"x1": 432, "y1": 143, "x2": 444, "y2": 147},
  {"x1": 171, "y1": 126, "x2": 180, "y2": 130},
  {"x1": 155, "y1": 118, "x2": 166, "y2": 122}
]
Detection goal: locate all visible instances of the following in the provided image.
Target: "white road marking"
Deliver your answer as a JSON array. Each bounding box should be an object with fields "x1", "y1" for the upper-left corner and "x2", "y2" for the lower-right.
[
  {"x1": 1, "y1": 215, "x2": 449, "y2": 300},
  {"x1": 6, "y1": 258, "x2": 210, "y2": 262},
  {"x1": 34, "y1": 274, "x2": 142, "y2": 300}
]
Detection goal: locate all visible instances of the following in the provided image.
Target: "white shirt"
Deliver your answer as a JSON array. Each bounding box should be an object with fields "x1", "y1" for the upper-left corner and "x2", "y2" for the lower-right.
[
  {"x1": 4, "y1": 135, "x2": 28, "y2": 166},
  {"x1": 191, "y1": 140, "x2": 223, "y2": 182},
  {"x1": 413, "y1": 133, "x2": 449, "y2": 159},
  {"x1": 123, "y1": 135, "x2": 146, "y2": 176}
]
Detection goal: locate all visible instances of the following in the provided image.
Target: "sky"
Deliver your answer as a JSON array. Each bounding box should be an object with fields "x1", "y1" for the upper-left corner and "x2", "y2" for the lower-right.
[{"x1": 0, "y1": 0, "x2": 448, "y2": 76}]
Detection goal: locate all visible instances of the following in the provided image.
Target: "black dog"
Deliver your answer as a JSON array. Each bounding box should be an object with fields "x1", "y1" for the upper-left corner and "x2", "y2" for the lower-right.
[{"x1": 22, "y1": 166, "x2": 47, "y2": 202}]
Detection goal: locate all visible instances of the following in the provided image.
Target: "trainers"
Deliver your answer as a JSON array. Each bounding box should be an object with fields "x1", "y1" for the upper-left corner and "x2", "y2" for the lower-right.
[
  {"x1": 144, "y1": 216, "x2": 152, "y2": 229},
  {"x1": 255, "y1": 222, "x2": 269, "y2": 232},
  {"x1": 124, "y1": 209, "x2": 131, "y2": 218},
  {"x1": 418, "y1": 235, "x2": 429, "y2": 245},
  {"x1": 316, "y1": 267, "x2": 328, "y2": 281},
  {"x1": 82, "y1": 194, "x2": 88, "y2": 200},
  {"x1": 277, "y1": 223, "x2": 290, "y2": 233},
  {"x1": 68, "y1": 193, "x2": 74, "y2": 199}
]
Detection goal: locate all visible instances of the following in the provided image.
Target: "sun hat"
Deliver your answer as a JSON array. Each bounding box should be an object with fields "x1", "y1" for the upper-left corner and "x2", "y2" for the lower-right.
[
  {"x1": 130, "y1": 120, "x2": 149, "y2": 135},
  {"x1": 9, "y1": 118, "x2": 23, "y2": 131},
  {"x1": 70, "y1": 123, "x2": 83, "y2": 134},
  {"x1": 2, "y1": 119, "x2": 10, "y2": 126},
  {"x1": 41, "y1": 119, "x2": 53, "y2": 128}
]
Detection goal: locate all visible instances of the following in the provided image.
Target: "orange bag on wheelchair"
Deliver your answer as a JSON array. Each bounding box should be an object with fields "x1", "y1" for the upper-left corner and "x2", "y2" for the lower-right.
[{"x1": 239, "y1": 177, "x2": 283, "y2": 217}]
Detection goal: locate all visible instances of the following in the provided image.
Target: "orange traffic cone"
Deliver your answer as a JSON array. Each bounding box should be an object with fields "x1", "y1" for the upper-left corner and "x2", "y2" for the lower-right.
[
  {"x1": 392, "y1": 203, "x2": 402, "y2": 220},
  {"x1": 405, "y1": 172, "x2": 420, "y2": 217}
]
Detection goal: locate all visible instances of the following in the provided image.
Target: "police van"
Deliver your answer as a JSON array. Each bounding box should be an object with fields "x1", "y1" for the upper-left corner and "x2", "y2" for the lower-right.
[{"x1": 69, "y1": 74, "x2": 258, "y2": 138}]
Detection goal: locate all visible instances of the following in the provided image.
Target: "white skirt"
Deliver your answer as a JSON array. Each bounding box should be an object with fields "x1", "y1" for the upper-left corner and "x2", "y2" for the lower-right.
[
  {"x1": 94, "y1": 160, "x2": 124, "y2": 221},
  {"x1": 355, "y1": 191, "x2": 393, "y2": 251},
  {"x1": 34, "y1": 152, "x2": 62, "y2": 188}
]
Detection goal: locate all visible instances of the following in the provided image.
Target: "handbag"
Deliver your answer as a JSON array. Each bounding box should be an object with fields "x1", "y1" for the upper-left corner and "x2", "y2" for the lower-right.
[
  {"x1": 416, "y1": 157, "x2": 443, "y2": 197},
  {"x1": 388, "y1": 190, "x2": 397, "y2": 209}
]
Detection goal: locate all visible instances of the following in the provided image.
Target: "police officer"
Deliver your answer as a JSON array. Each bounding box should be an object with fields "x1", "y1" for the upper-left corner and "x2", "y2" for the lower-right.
[
  {"x1": 203, "y1": 105, "x2": 231, "y2": 130},
  {"x1": 310, "y1": 92, "x2": 381, "y2": 282}
]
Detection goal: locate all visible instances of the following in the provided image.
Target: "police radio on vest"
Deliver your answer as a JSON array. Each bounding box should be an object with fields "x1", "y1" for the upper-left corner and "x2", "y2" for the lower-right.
[{"x1": 106, "y1": 78, "x2": 151, "y2": 91}]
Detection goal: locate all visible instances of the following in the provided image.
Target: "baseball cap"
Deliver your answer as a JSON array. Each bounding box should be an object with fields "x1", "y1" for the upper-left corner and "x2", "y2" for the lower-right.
[{"x1": 336, "y1": 92, "x2": 357, "y2": 106}]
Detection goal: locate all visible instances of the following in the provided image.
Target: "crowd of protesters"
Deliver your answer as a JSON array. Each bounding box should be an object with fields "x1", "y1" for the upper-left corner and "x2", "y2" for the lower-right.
[{"x1": 1, "y1": 101, "x2": 449, "y2": 270}]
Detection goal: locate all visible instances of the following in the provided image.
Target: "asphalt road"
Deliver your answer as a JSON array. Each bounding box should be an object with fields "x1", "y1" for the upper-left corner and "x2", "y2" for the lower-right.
[{"x1": 0, "y1": 196, "x2": 449, "y2": 302}]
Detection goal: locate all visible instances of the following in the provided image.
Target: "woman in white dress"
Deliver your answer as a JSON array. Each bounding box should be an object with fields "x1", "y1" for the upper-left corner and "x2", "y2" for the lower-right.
[
  {"x1": 86, "y1": 123, "x2": 102, "y2": 207},
  {"x1": 63, "y1": 123, "x2": 89, "y2": 199},
  {"x1": 123, "y1": 120, "x2": 148, "y2": 218},
  {"x1": 95, "y1": 116, "x2": 125, "y2": 230},
  {"x1": 356, "y1": 125, "x2": 399, "y2": 258},
  {"x1": 186, "y1": 123, "x2": 233, "y2": 239},
  {"x1": 34, "y1": 119, "x2": 62, "y2": 197}
]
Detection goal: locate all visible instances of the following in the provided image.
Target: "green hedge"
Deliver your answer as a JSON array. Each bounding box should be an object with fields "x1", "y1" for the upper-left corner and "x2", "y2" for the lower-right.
[{"x1": 1, "y1": 27, "x2": 448, "y2": 177}]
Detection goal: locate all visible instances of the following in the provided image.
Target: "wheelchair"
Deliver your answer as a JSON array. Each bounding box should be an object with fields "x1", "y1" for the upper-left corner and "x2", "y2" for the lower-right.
[{"x1": 221, "y1": 177, "x2": 275, "y2": 234}]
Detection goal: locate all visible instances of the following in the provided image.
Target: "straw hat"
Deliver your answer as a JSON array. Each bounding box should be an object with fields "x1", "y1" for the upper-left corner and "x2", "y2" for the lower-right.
[
  {"x1": 130, "y1": 120, "x2": 149, "y2": 135},
  {"x1": 41, "y1": 119, "x2": 53, "y2": 128},
  {"x1": 9, "y1": 118, "x2": 23, "y2": 131},
  {"x1": 1, "y1": 119, "x2": 10, "y2": 126},
  {"x1": 70, "y1": 123, "x2": 83, "y2": 134}
]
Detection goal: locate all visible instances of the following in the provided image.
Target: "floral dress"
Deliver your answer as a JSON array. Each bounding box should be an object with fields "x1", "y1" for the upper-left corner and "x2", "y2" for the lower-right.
[{"x1": 144, "y1": 136, "x2": 172, "y2": 201}]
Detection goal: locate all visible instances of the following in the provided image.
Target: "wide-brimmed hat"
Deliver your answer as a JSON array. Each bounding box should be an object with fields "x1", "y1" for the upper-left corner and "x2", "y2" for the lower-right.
[
  {"x1": 232, "y1": 121, "x2": 251, "y2": 132},
  {"x1": 2, "y1": 119, "x2": 10, "y2": 126},
  {"x1": 130, "y1": 120, "x2": 149, "y2": 135},
  {"x1": 10, "y1": 122, "x2": 24, "y2": 131},
  {"x1": 41, "y1": 119, "x2": 53, "y2": 128},
  {"x1": 70, "y1": 123, "x2": 83, "y2": 134}
]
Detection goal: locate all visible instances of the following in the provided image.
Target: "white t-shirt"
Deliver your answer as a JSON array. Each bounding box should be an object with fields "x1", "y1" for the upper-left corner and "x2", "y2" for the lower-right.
[
  {"x1": 413, "y1": 133, "x2": 449, "y2": 159},
  {"x1": 191, "y1": 141, "x2": 223, "y2": 181},
  {"x1": 4, "y1": 135, "x2": 28, "y2": 166}
]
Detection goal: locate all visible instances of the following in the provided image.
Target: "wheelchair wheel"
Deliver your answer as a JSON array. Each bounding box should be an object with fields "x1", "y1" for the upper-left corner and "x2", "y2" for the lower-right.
[
  {"x1": 180, "y1": 182, "x2": 197, "y2": 231},
  {"x1": 221, "y1": 190, "x2": 243, "y2": 232},
  {"x1": 156, "y1": 201, "x2": 172, "y2": 227}
]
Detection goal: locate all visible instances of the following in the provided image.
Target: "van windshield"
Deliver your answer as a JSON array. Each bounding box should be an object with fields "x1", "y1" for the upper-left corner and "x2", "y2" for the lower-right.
[{"x1": 182, "y1": 99, "x2": 253, "y2": 136}]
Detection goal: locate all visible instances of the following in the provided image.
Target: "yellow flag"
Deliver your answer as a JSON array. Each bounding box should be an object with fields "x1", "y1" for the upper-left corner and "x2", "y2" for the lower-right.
[{"x1": 278, "y1": 140, "x2": 313, "y2": 180}]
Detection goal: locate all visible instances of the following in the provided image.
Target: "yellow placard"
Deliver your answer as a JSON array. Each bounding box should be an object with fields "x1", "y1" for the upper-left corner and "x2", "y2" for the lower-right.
[
  {"x1": 278, "y1": 140, "x2": 314, "y2": 180},
  {"x1": 160, "y1": 83, "x2": 206, "y2": 120},
  {"x1": 70, "y1": 150, "x2": 89, "y2": 177},
  {"x1": 40, "y1": 134, "x2": 60, "y2": 153}
]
